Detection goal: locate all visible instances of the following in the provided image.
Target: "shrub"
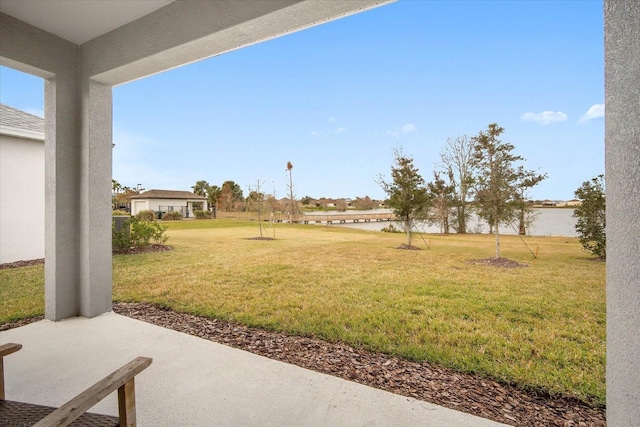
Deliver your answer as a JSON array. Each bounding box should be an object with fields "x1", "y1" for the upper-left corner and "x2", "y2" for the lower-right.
[
  {"x1": 112, "y1": 217, "x2": 168, "y2": 249},
  {"x1": 112, "y1": 219, "x2": 132, "y2": 250},
  {"x1": 135, "y1": 210, "x2": 156, "y2": 221},
  {"x1": 162, "y1": 211, "x2": 183, "y2": 221},
  {"x1": 112, "y1": 210, "x2": 130, "y2": 216},
  {"x1": 574, "y1": 175, "x2": 606, "y2": 260},
  {"x1": 130, "y1": 218, "x2": 168, "y2": 246},
  {"x1": 194, "y1": 210, "x2": 212, "y2": 219},
  {"x1": 381, "y1": 223, "x2": 402, "y2": 233}
]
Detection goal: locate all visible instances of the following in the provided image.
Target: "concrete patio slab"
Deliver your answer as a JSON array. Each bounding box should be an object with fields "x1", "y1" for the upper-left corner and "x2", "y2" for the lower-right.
[{"x1": 1, "y1": 312, "x2": 507, "y2": 426}]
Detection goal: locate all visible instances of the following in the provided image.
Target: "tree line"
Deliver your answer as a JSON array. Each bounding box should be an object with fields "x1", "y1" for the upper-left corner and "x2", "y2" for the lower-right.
[
  {"x1": 191, "y1": 178, "x2": 297, "y2": 215},
  {"x1": 378, "y1": 123, "x2": 547, "y2": 256},
  {"x1": 379, "y1": 122, "x2": 605, "y2": 259}
]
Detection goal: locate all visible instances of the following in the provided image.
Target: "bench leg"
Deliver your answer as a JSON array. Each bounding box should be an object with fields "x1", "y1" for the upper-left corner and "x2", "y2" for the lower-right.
[
  {"x1": 1, "y1": 357, "x2": 5, "y2": 400},
  {"x1": 118, "y1": 378, "x2": 137, "y2": 426}
]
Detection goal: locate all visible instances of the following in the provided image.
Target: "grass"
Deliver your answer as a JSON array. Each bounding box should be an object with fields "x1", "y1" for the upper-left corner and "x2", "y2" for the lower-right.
[{"x1": 0, "y1": 219, "x2": 605, "y2": 406}]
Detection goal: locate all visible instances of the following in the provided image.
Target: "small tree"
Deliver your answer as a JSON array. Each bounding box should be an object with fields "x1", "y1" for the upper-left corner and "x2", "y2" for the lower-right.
[
  {"x1": 513, "y1": 166, "x2": 546, "y2": 235},
  {"x1": 470, "y1": 124, "x2": 546, "y2": 258},
  {"x1": 438, "y1": 135, "x2": 475, "y2": 233},
  {"x1": 427, "y1": 171, "x2": 455, "y2": 234},
  {"x1": 574, "y1": 175, "x2": 606, "y2": 260},
  {"x1": 377, "y1": 149, "x2": 431, "y2": 246},
  {"x1": 247, "y1": 180, "x2": 266, "y2": 237}
]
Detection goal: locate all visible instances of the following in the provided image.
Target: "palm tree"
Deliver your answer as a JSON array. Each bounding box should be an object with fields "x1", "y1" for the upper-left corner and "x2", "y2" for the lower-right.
[{"x1": 286, "y1": 161, "x2": 295, "y2": 222}]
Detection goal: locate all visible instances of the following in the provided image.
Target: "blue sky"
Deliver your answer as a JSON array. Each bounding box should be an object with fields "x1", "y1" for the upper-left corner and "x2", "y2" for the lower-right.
[{"x1": 0, "y1": 0, "x2": 604, "y2": 201}]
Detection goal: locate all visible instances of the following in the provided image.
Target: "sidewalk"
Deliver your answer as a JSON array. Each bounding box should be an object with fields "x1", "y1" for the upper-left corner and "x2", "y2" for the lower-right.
[{"x1": 1, "y1": 313, "x2": 507, "y2": 426}]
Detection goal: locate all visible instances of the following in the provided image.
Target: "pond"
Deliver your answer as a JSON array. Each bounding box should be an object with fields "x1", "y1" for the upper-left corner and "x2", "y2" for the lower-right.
[{"x1": 311, "y1": 208, "x2": 578, "y2": 237}]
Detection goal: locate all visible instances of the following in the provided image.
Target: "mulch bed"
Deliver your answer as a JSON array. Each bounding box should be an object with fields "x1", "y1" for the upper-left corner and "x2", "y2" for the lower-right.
[
  {"x1": 112, "y1": 244, "x2": 173, "y2": 255},
  {"x1": 0, "y1": 245, "x2": 173, "y2": 270},
  {"x1": 109, "y1": 302, "x2": 605, "y2": 426},
  {"x1": 0, "y1": 259, "x2": 44, "y2": 270},
  {"x1": 0, "y1": 316, "x2": 44, "y2": 332},
  {"x1": 469, "y1": 257, "x2": 529, "y2": 268},
  {"x1": 246, "y1": 237, "x2": 276, "y2": 241},
  {"x1": 396, "y1": 243, "x2": 422, "y2": 250}
]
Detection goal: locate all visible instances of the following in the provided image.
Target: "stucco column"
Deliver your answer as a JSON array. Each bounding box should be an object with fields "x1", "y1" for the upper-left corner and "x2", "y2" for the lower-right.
[
  {"x1": 44, "y1": 61, "x2": 113, "y2": 320},
  {"x1": 78, "y1": 79, "x2": 113, "y2": 317},
  {"x1": 44, "y1": 71, "x2": 80, "y2": 321},
  {"x1": 605, "y1": 1, "x2": 640, "y2": 425}
]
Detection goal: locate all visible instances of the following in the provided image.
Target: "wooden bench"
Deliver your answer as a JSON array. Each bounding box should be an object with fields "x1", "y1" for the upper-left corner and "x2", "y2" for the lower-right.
[{"x1": 1, "y1": 342, "x2": 152, "y2": 427}]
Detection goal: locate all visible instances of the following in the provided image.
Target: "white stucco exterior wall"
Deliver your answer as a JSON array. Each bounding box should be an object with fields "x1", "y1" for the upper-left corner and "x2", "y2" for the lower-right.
[
  {"x1": 0, "y1": 134, "x2": 44, "y2": 263},
  {"x1": 131, "y1": 200, "x2": 149, "y2": 216},
  {"x1": 131, "y1": 199, "x2": 186, "y2": 216}
]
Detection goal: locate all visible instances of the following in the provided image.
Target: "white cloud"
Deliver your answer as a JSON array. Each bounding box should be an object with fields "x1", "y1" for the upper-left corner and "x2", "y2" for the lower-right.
[
  {"x1": 335, "y1": 127, "x2": 347, "y2": 134},
  {"x1": 387, "y1": 123, "x2": 417, "y2": 137},
  {"x1": 310, "y1": 131, "x2": 319, "y2": 136},
  {"x1": 328, "y1": 117, "x2": 336, "y2": 123},
  {"x1": 520, "y1": 111, "x2": 568, "y2": 125},
  {"x1": 579, "y1": 104, "x2": 605, "y2": 124}
]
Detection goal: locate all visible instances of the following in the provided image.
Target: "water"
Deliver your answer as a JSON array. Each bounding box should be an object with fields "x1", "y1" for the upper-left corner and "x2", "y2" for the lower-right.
[{"x1": 309, "y1": 208, "x2": 578, "y2": 237}]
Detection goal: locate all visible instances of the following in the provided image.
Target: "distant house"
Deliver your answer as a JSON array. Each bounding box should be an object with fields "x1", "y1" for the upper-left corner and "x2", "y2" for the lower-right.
[
  {"x1": 541, "y1": 200, "x2": 557, "y2": 207},
  {"x1": 129, "y1": 189, "x2": 207, "y2": 218},
  {"x1": 566, "y1": 199, "x2": 582, "y2": 207},
  {"x1": 0, "y1": 104, "x2": 45, "y2": 263}
]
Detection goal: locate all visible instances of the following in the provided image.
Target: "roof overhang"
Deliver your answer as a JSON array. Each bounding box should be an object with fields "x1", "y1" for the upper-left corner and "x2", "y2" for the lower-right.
[
  {"x1": 0, "y1": 124, "x2": 45, "y2": 141},
  {"x1": 0, "y1": 0, "x2": 394, "y2": 86}
]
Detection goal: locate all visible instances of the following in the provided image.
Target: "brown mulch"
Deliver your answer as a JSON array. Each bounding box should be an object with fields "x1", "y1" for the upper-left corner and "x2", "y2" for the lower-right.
[
  {"x1": 0, "y1": 245, "x2": 173, "y2": 270},
  {"x1": 469, "y1": 257, "x2": 529, "y2": 268},
  {"x1": 246, "y1": 237, "x2": 276, "y2": 241},
  {"x1": 0, "y1": 315, "x2": 44, "y2": 332},
  {"x1": 396, "y1": 243, "x2": 422, "y2": 250},
  {"x1": 109, "y1": 302, "x2": 605, "y2": 427},
  {"x1": 0, "y1": 259, "x2": 44, "y2": 270},
  {"x1": 111, "y1": 244, "x2": 173, "y2": 255}
]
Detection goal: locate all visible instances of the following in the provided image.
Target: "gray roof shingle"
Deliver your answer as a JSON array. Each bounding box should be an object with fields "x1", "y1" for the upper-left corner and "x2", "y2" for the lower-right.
[{"x1": 0, "y1": 104, "x2": 44, "y2": 134}]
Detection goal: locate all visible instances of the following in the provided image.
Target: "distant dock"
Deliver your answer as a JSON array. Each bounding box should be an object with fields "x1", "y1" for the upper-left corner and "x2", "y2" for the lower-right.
[{"x1": 215, "y1": 211, "x2": 397, "y2": 224}]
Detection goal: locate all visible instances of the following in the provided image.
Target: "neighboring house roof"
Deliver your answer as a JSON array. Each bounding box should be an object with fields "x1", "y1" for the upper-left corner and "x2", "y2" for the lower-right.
[
  {"x1": 129, "y1": 189, "x2": 206, "y2": 200},
  {"x1": 0, "y1": 104, "x2": 45, "y2": 141}
]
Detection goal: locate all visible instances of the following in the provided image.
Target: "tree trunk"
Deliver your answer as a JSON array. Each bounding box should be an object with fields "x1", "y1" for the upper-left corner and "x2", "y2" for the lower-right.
[
  {"x1": 495, "y1": 221, "x2": 500, "y2": 258},
  {"x1": 518, "y1": 209, "x2": 526, "y2": 235},
  {"x1": 406, "y1": 216, "x2": 412, "y2": 246},
  {"x1": 458, "y1": 206, "x2": 466, "y2": 234}
]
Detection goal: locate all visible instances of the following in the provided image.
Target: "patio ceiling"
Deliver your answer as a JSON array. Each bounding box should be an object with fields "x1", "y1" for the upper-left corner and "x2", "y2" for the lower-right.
[{"x1": 0, "y1": 0, "x2": 174, "y2": 45}]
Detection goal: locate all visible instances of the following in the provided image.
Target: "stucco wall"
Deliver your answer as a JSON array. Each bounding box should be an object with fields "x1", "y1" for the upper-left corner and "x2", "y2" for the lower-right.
[
  {"x1": 605, "y1": 1, "x2": 640, "y2": 425},
  {"x1": 0, "y1": 134, "x2": 45, "y2": 263}
]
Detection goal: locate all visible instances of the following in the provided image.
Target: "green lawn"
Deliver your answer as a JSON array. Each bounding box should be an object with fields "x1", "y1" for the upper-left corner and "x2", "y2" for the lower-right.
[{"x1": 0, "y1": 219, "x2": 606, "y2": 406}]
